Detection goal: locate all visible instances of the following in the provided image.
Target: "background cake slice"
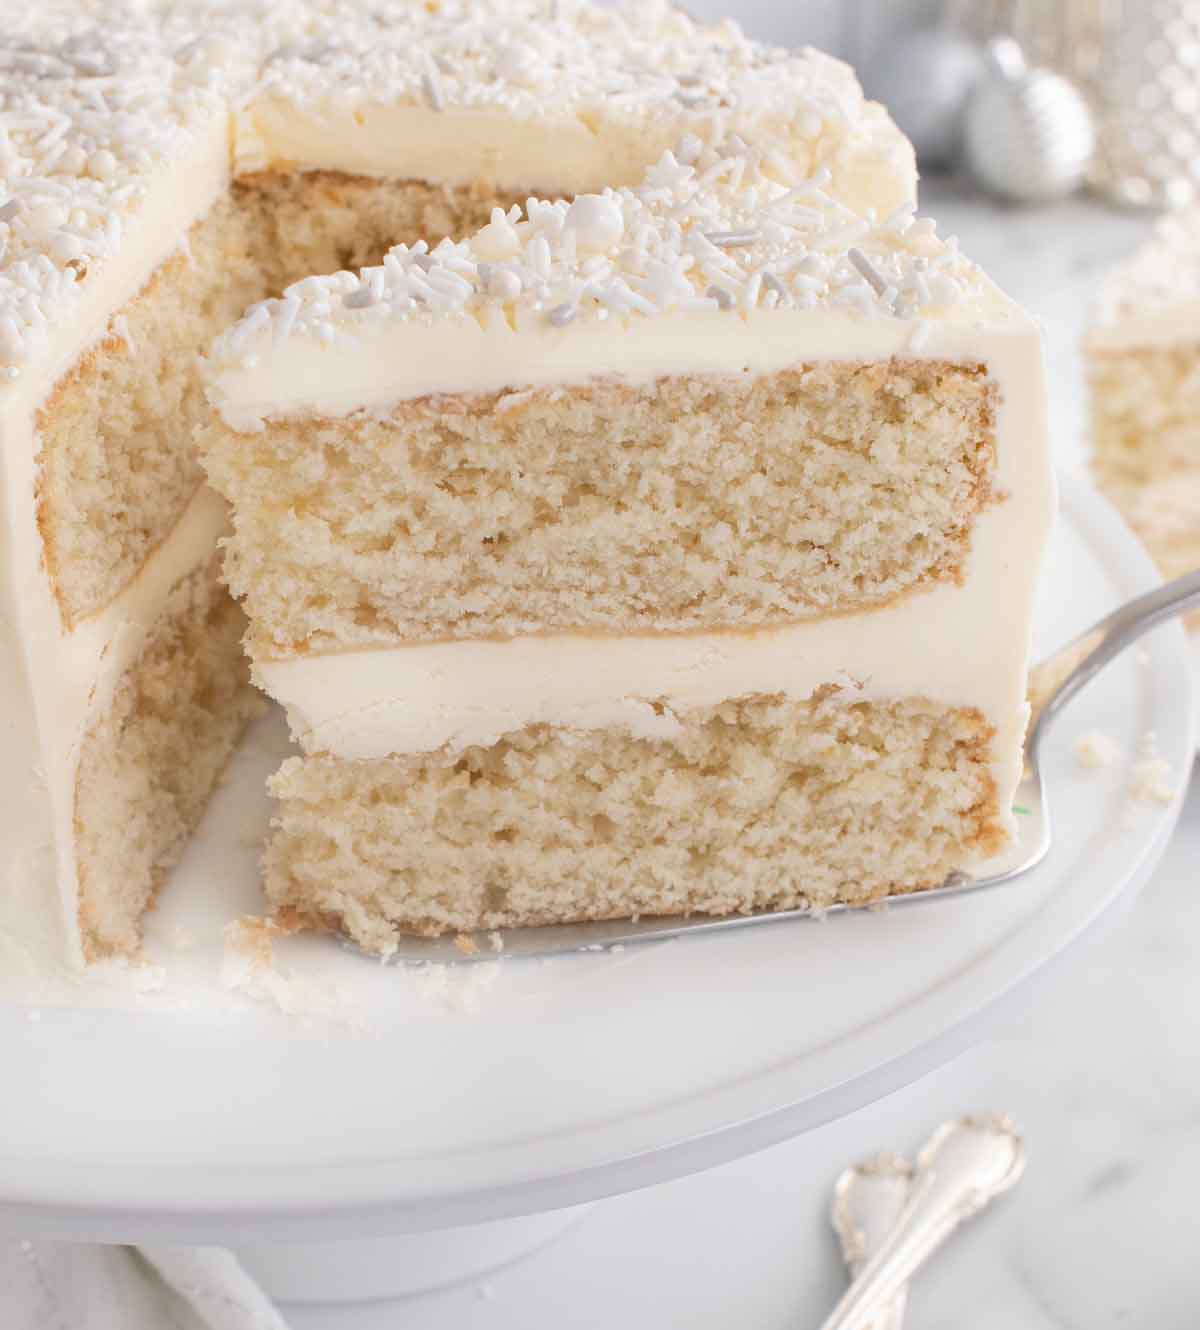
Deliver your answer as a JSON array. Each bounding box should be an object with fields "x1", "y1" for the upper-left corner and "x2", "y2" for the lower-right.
[
  {"x1": 201, "y1": 141, "x2": 1054, "y2": 953},
  {"x1": 1087, "y1": 208, "x2": 1200, "y2": 586}
]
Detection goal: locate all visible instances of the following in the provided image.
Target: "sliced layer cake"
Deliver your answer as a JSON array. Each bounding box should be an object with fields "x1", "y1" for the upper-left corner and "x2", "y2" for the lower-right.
[
  {"x1": 0, "y1": 0, "x2": 914, "y2": 971},
  {"x1": 201, "y1": 141, "x2": 1054, "y2": 954}
]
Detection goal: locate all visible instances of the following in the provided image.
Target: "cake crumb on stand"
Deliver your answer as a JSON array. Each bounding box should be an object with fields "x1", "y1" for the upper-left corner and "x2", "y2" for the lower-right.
[{"x1": 1075, "y1": 730, "x2": 1119, "y2": 769}]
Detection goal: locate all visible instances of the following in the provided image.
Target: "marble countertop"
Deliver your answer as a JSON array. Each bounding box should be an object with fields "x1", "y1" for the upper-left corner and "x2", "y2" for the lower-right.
[{"x1": 293, "y1": 184, "x2": 1198, "y2": 1329}]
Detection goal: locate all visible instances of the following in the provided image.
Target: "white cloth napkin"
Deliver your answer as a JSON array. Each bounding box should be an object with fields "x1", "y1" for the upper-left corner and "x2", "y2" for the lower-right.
[{"x1": 1, "y1": 1241, "x2": 289, "y2": 1330}]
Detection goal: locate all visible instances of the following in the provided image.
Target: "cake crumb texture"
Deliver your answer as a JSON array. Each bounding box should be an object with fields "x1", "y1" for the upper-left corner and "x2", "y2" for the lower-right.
[
  {"x1": 1076, "y1": 731, "x2": 1119, "y2": 770},
  {"x1": 203, "y1": 360, "x2": 996, "y2": 654},
  {"x1": 264, "y1": 693, "x2": 1002, "y2": 952},
  {"x1": 37, "y1": 172, "x2": 522, "y2": 628},
  {"x1": 1089, "y1": 342, "x2": 1200, "y2": 585},
  {"x1": 74, "y1": 558, "x2": 261, "y2": 959}
]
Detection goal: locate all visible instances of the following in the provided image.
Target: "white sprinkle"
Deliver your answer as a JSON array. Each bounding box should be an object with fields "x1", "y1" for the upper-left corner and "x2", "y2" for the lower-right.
[
  {"x1": 112, "y1": 313, "x2": 137, "y2": 355},
  {"x1": 705, "y1": 283, "x2": 734, "y2": 310},
  {"x1": 421, "y1": 68, "x2": 444, "y2": 112},
  {"x1": 87, "y1": 149, "x2": 117, "y2": 181},
  {"x1": 0, "y1": 316, "x2": 26, "y2": 365},
  {"x1": 487, "y1": 268, "x2": 522, "y2": 301},
  {"x1": 703, "y1": 229, "x2": 758, "y2": 248},
  {"x1": 563, "y1": 194, "x2": 624, "y2": 255},
  {"x1": 547, "y1": 303, "x2": 576, "y2": 326},
  {"x1": 847, "y1": 247, "x2": 888, "y2": 297}
]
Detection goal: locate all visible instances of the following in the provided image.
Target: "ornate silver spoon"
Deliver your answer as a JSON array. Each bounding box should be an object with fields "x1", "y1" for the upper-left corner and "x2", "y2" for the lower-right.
[
  {"x1": 369, "y1": 568, "x2": 1200, "y2": 963},
  {"x1": 821, "y1": 1114, "x2": 1025, "y2": 1330},
  {"x1": 831, "y1": 1152, "x2": 914, "y2": 1330}
]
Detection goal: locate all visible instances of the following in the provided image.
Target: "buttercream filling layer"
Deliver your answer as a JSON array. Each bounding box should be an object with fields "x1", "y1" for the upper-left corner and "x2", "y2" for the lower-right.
[
  {"x1": 257, "y1": 472, "x2": 1046, "y2": 858},
  {"x1": 208, "y1": 285, "x2": 1035, "y2": 430}
]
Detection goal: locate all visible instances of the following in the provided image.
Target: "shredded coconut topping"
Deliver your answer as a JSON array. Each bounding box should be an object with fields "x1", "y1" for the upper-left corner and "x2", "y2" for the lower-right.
[
  {"x1": 211, "y1": 137, "x2": 978, "y2": 366},
  {"x1": 0, "y1": 0, "x2": 918, "y2": 380}
]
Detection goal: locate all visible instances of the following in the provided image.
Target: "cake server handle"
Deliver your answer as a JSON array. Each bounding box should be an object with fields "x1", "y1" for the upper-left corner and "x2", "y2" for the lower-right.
[{"x1": 817, "y1": 1114, "x2": 1025, "y2": 1330}]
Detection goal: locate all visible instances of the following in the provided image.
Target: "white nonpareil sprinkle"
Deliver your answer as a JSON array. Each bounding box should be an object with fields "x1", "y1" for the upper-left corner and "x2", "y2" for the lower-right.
[{"x1": 563, "y1": 194, "x2": 625, "y2": 255}]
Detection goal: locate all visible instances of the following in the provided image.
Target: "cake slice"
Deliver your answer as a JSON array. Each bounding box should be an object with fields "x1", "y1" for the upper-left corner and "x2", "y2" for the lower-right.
[
  {"x1": 201, "y1": 140, "x2": 1053, "y2": 953},
  {"x1": 0, "y1": 0, "x2": 916, "y2": 972},
  {"x1": 1088, "y1": 209, "x2": 1200, "y2": 584}
]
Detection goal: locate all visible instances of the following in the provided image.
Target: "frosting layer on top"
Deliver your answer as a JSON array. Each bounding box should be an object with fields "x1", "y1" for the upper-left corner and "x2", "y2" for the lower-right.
[
  {"x1": 206, "y1": 135, "x2": 1023, "y2": 427},
  {"x1": 0, "y1": 0, "x2": 916, "y2": 385},
  {"x1": 1088, "y1": 207, "x2": 1200, "y2": 351}
]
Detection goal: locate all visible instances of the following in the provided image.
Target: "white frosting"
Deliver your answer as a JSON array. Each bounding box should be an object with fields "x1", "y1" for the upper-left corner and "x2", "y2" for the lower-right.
[
  {"x1": 0, "y1": 0, "x2": 940, "y2": 975},
  {"x1": 0, "y1": 479, "x2": 228, "y2": 973},
  {"x1": 0, "y1": 111, "x2": 234, "y2": 973},
  {"x1": 252, "y1": 313, "x2": 1052, "y2": 848},
  {"x1": 2, "y1": 0, "x2": 915, "y2": 378},
  {"x1": 208, "y1": 143, "x2": 982, "y2": 427},
  {"x1": 1088, "y1": 207, "x2": 1200, "y2": 352}
]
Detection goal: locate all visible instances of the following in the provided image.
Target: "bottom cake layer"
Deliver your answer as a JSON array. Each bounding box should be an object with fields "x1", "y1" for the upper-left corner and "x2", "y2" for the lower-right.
[
  {"x1": 74, "y1": 557, "x2": 262, "y2": 959},
  {"x1": 265, "y1": 692, "x2": 1005, "y2": 954}
]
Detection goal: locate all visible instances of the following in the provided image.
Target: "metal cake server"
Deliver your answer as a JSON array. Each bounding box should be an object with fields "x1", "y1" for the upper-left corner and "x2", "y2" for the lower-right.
[
  {"x1": 820, "y1": 1115, "x2": 1025, "y2": 1330},
  {"x1": 367, "y1": 568, "x2": 1200, "y2": 964}
]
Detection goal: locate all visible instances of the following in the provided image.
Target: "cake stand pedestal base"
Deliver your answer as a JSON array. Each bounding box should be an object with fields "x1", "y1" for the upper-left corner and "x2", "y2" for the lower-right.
[{"x1": 232, "y1": 1206, "x2": 591, "y2": 1304}]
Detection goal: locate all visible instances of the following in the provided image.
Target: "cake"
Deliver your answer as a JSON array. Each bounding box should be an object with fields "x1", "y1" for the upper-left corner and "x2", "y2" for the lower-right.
[
  {"x1": 1088, "y1": 209, "x2": 1200, "y2": 585},
  {"x1": 0, "y1": 0, "x2": 921, "y2": 972},
  {"x1": 200, "y1": 142, "x2": 1054, "y2": 953}
]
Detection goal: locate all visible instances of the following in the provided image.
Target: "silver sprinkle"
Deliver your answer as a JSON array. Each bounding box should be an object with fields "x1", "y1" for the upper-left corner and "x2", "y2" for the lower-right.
[
  {"x1": 547, "y1": 303, "x2": 576, "y2": 327},
  {"x1": 0, "y1": 199, "x2": 23, "y2": 222},
  {"x1": 703, "y1": 229, "x2": 758, "y2": 248},
  {"x1": 705, "y1": 284, "x2": 734, "y2": 310},
  {"x1": 761, "y1": 270, "x2": 787, "y2": 298},
  {"x1": 848, "y1": 247, "x2": 888, "y2": 297},
  {"x1": 421, "y1": 69, "x2": 444, "y2": 112},
  {"x1": 343, "y1": 287, "x2": 375, "y2": 309}
]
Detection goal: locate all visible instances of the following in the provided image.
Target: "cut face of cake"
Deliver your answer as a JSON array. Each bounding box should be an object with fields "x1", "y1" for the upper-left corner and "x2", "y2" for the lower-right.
[
  {"x1": 202, "y1": 143, "x2": 1054, "y2": 953},
  {"x1": 1088, "y1": 210, "x2": 1200, "y2": 587},
  {"x1": 0, "y1": 0, "x2": 916, "y2": 971}
]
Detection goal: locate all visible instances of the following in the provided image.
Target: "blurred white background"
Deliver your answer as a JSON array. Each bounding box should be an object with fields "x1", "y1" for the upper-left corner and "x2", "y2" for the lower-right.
[{"x1": 677, "y1": 0, "x2": 937, "y2": 74}]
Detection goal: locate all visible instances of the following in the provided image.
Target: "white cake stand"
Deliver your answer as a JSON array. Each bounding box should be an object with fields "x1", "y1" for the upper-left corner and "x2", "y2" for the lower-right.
[{"x1": 0, "y1": 477, "x2": 1193, "y2": 1306}]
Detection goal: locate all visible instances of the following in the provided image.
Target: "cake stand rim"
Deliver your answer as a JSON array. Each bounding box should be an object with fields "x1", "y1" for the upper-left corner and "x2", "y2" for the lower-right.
[{"x1": 0, "y1": 473, "x2": 1192, "y2": 1243}]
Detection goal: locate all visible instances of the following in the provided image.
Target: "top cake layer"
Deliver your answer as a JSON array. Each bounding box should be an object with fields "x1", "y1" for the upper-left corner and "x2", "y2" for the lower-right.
[
  {"x1": 199, "y1": 138, "x2": 1044, "y2": 656},
  {"x1": 206, "y1": 137, "x2": 1027, "y2": 429},
  {"x1": 0, "y1": 0, "x2": 915, "y2": 390}
]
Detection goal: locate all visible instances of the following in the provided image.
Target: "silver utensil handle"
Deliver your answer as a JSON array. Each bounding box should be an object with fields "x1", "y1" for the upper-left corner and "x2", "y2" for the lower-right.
[
  {"x1": 818, "y1": 1116, "x2": 1025, "y2": 1330},
  {"x1": 831, "y1": 1155, "x2": 913, "y2": 1330}
]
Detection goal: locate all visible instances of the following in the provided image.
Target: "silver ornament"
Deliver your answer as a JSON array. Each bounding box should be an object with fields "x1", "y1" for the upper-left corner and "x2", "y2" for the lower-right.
[
  {"x1": 963, "y1": 37, "x2": 1095, "y2": 204},
  {"x1": 864, "y1": 27, "x2": 983, "y2": 169}
]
